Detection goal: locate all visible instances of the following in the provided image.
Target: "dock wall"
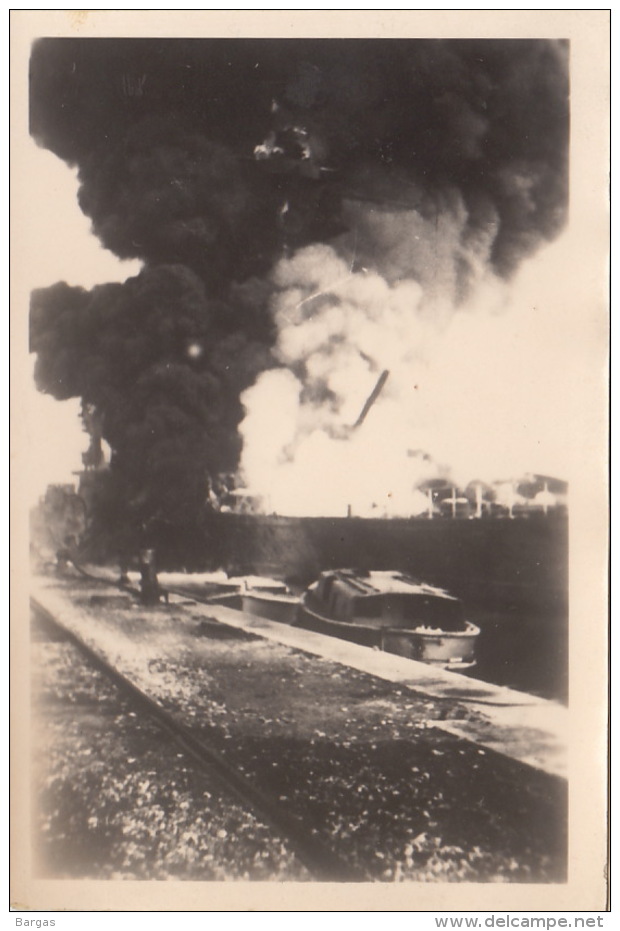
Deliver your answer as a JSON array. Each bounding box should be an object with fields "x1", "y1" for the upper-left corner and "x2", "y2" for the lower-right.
[{"x1": 208, "y1": 512, "x2": 568, "y2": 612}]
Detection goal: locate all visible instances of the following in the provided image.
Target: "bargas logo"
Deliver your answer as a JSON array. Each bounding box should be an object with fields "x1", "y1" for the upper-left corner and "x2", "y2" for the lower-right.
[{"x1": 15, "y1": 921, "x2": 55, "y2": 927}]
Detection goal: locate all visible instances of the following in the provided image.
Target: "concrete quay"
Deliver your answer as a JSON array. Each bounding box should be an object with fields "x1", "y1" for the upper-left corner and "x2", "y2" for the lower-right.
[{"x1": 32, "y1": 575, "x2": 567, "y2": 779}]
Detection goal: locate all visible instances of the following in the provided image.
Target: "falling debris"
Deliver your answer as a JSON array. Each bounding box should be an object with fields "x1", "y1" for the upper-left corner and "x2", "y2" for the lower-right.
[{"x1": 352, "y1": 370, "x2": 390, "y2": 430}]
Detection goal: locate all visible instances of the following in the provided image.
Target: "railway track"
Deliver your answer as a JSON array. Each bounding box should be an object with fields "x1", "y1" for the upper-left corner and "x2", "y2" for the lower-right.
[
  {"x1": 30, "y1": 595, "x2": 369, "y2": 882},
  {"x1": 31, "y1": 569, "x2": 569, "y2": 882}
]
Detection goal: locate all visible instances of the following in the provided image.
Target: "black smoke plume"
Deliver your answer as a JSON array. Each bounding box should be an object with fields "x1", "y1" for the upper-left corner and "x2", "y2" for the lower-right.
[
  {"x1": 30, "y1": 265, "x2": 273, "y2": 561},
  {"x1": 29, "y1": 38, "x2": 569, "y2": 560}
]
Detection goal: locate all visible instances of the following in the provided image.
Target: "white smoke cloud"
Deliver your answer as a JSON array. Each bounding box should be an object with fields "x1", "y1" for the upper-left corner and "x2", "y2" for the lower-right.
[{"x1": 239, "y1": 227, "x2": 577, "y2": 517}]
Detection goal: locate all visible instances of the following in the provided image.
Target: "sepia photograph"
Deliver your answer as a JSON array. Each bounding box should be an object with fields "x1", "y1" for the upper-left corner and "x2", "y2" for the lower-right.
[{"x1": 11, "y1": 10, "x2": 609, "y2": 914}]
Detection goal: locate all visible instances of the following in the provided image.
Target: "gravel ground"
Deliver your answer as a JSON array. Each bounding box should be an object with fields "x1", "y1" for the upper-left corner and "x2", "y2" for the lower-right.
[
  {"x1": 31, "y1": 616, "x2": 310, "y2": 881},
  {"x1": 32, "y1": 577, "x2": 567, "y2": 883}
]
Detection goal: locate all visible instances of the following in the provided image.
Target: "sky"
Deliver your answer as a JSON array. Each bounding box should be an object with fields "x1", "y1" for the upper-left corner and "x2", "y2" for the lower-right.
[{"x1": 24, "y1": 144, "x2": 141, "y2": 504}]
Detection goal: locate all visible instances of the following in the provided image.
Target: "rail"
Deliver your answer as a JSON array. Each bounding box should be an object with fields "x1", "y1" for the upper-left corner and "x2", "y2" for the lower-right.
[{"x1": 30, "y1": 592, "x2": 369, "y2": 882}]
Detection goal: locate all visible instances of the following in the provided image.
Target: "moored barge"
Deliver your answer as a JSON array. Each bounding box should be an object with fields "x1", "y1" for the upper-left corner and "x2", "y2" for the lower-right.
[{"x1": 297, "y1": 569, "x2": 479, "y2": 669}]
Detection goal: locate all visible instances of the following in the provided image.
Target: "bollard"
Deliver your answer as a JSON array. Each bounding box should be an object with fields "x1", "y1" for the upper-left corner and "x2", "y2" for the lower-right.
[
  {"x1": 55, "y1": 547, "x2": 70, "y2": 575},
  {"x1": 139, "y1": 548, "x2": 160, "y2": 605},
  {"x1": 118, "y1": 559, "x2": 130, "y2": 587}
]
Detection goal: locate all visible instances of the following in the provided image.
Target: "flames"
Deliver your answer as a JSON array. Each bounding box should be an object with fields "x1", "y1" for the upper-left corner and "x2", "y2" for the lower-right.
[{"x1": 239, "y1": 237, "x2": 573, "y2": 517}]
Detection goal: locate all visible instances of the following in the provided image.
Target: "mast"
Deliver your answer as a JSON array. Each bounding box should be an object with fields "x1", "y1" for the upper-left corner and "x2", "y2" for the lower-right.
[{"x1": 352, "y1": 370, "x2": 390, "y2": 430}]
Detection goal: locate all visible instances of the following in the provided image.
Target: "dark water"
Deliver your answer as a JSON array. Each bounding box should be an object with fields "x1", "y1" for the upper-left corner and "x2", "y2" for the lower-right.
[
  {"x1": 459, "y1": 602, "x2": 568, "y2": 703},
  {"x1": 202, "y1": 513, "x2": 569, "y2": 702},
  {"x1": 124, "y1": 513, "x2": 567, "y2": 702},
  {"x1": 72, "y1": 507, "x2": 573, "y2": 703}
]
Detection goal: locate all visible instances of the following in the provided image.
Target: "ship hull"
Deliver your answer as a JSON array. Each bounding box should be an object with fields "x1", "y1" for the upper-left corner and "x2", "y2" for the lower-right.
[
  {"x1": 298, "y1": 595, "x2": 479, "y2": 669},
  {"x1": 241, "y1": 591, "x2": 300, "y2": 624}
]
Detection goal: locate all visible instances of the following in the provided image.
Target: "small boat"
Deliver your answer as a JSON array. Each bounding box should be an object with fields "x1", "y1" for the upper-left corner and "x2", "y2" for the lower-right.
[
  {"x1": 297, "y1": 569, "x2": 479, "y2": 669},
  {"x1": 239, "y1": 578, "x2": 300, "y2": 624},
  {"x1": 160, "y1": 572, "x2": 296, "y2": 611}
]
